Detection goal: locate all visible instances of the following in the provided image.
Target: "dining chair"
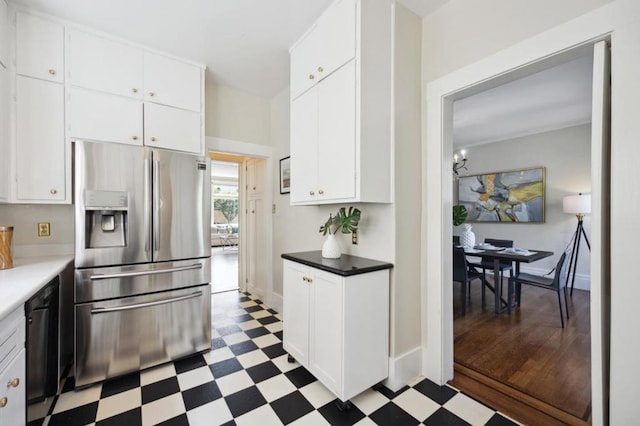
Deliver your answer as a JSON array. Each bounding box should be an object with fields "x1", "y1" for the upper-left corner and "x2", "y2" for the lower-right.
[
  {"x1": 507, "y1": 248, "x2": 572, "y2": 327},
  {"x1": 468, "y1": 238, "x2": 514, "y2": 286},
  {"x1": 453, "y1": 246, "x2": 486, "y2": 315}
]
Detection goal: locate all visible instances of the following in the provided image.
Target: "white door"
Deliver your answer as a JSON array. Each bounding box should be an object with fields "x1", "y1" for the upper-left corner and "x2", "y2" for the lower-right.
[
  {"x1": 16, "y1": 76, "x2": 65, "y2": 201},
  {"x1": 16, "y1": 12, "x2": 63, "y2": 83},
  {"x1": 144, "y1": 103, "x2": 201, "y2": 153},
  {"x1": 290, "y1": 27, "x2": 320, "y2": 100},
  {"x1": 246, "y1": 197, "x2": 263, "y2": 296},
  {"x1": 290, "y1": 86, "x2": 318, "y2": 203},
  {"x1": 0, "y1": 0, "x2": 8, "y2": 67},
  {"x1": 315, "y1": 0, "x2": 356, "y2": 80},
  {"x1": 143, "y1": 52, "x2": 201, "y2": 112},
  {"x1": 69, "y1": 88, "x2": 143, "y2": 145},
  {"x1": 589, "y1": 40, "x2": 610, "y2": 426},
  {"x1": 68, "y1": 30, "x2": 143, "y2": 99},
  {"x1": 317, "y1": 60, "x2": 356, "y2": 202}
]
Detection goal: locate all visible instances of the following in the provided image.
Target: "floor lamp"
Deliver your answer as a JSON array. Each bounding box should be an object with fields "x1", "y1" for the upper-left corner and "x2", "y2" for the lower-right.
[{"x1": 562, "y1": 193, "x2": 591, "y2": 295}]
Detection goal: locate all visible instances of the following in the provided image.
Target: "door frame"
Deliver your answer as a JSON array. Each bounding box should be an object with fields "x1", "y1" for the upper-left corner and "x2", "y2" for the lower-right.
[
  {"x1": 207, "y1": 137, "x2": 274, "y2": 306},
  {"x1": 421, "y1": 4, "x2": 624, "y2": 425}
]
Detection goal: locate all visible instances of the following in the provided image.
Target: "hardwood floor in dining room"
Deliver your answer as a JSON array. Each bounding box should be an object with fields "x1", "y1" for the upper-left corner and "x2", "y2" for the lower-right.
[{"x1": 451, "y1": 281, "x2": 591, "y2": 425}]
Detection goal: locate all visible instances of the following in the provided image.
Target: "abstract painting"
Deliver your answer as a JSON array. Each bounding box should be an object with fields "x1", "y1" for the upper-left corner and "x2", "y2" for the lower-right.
[{"x1": 457, "y1": 167, "x2": 545, "y2": 222}]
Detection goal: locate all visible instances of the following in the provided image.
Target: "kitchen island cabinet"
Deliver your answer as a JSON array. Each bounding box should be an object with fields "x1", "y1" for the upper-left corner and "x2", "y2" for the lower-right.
[{"x1": 281, "y1": 251, "x2": 392, "y2": 404}]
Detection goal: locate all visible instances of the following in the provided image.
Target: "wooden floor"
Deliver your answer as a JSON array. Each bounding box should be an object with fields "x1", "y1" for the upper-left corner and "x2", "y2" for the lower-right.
[
  {"x1": 451, "y1": 279, "x2": 591, "y2": 425},
  {"x1": 211, "y1": 246, "x2": 239, "y2": 293}
]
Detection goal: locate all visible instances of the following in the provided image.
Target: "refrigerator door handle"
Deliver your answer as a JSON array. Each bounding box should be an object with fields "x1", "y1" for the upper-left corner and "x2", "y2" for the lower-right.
[
  {"x1": 153, "y1": 159, "x2": 160, "y2": 253},
  {"x1": 89, "y1": 263, "x2": 203, "y2": 280},
  {"x1": 90, "y1": 291, "x2": 203, "y2": 314},
  {"x1": 144, "y1": 157, "x2": 151, "y2": 253}
]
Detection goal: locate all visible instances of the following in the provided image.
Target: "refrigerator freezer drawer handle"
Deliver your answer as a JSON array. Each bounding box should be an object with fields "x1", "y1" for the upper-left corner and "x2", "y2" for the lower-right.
[
  {"x1": 90, "y1": 291, "x2": 203, "y2": 314},
  {"x1": 89, "y1": 263, "x2": 203, "y2": 280}
]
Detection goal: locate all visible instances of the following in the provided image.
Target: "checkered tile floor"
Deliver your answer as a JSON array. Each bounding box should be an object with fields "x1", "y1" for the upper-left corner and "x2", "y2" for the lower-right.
[{"x1": 31, "y1": 291, "x2": 520, "y2": 425}]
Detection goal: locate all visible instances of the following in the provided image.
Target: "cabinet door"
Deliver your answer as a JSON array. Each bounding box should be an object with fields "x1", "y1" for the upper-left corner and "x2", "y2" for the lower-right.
[
  {"x1": 290, "y1": 27, "x2": 319, "y2": 100},
  {"x1": 309, "y1": 268, "x2": 343, "y2": 395},
  {"x1": 69, "y1": 88, "x2": 143, "y2": 146},
  {"x1": 246, "y1": 158, "x2": 265, "y2": 195},
  {"x1": 290, "y1": 86, "x2": 318, "y2": 203},
  {"x1": 68, "y1": 30, "x2": 143, "y2": 99},
  {"x1": 282, "y1": 261, "x2": 310, "y2": 366},
  {"x1": 0, "y1": 350, "x2": 26, "y2": 426},
  {"x1": 315, "y1": 0, "x2": 356, "y2": 81},
  {"x1": 144, "y1": 103, "x2": 201, "y2": 153},
  {"x1": 16, "y1": 76, "x2": 65, "y2": 201},
  {"x1": 143, "y1": 52, "x2": 201, "y2": 112},
  {"x1": 317, "y1": 60, "x2": 356, "y2": 201},
  {"x1": 0, "y1": 0, "x2": 8, "y2": 67},
  {"x1": 0, "y1": 65, "x2": 8, "y2": 202},
  {"x1": 16, "y1": 12, "x2": 64, "y2": 83}
]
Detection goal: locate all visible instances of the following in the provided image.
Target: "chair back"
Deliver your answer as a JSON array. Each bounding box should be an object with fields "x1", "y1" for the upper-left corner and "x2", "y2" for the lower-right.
[
  {"x1": 553, "y1": 248, "x2": 573, "y2": 289},
  {"x1": 484, "y1": 238, "x2": 513, "y2": 248},
  {"x1": 453, "y1": 235, "x2": 460, "y2": 245},
  {"x1": 453, "y1": 246, "x2": 468, "y2": 283}
]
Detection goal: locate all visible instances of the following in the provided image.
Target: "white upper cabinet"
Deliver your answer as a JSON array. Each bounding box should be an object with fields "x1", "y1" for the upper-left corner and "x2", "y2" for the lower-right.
[
  {"x1": 67, "y1": 28, "x2": 204, "y2": 153},
  {"x1": 16, "y1": 12, "x2": 64, "y2": 83},
  {"x1": 15, "y1": 75, "x2": 65, "y2": 201},
  {"x1": 290, "y1": 0, "x2": 355, "y2": 101},
  {"x1": 68, "y1": 30, "x2": 143, "y2": 99},
  {"x1": 68, "y1": 87, "x2": 143, "y2": 146},
  {"x1": 143, "y1": 52, "x2": 201, "y2": 112},
  {"x1": 0, "y1": 65, "x2": 8, "y2": 202},
  {"x1": 144, "y1": 103, "x2": 201, "y2": 153},
  {"x1": 0, "y1": 0, "x2": 8, "y2": 67},
  {"x1": 289, "y1": 0, "x2": 392, "y2": 205}
]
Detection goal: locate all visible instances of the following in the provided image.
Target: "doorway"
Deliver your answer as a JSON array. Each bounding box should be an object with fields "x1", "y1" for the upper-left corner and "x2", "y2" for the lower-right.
[
  {"x1": 423, "y1": 35, "x2": 610, "y2": 426},
  {"x1": 449, "y1": 53, "x2": 595, "y2": 423},
  {"x1": 210, "y1": 156, "x2": 242, "y2": 293}
]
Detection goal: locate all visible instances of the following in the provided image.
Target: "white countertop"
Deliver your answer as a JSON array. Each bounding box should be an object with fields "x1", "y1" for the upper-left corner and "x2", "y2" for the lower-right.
[{"x1": 0, "y1": 255, "x2": 74, "y2": 319}]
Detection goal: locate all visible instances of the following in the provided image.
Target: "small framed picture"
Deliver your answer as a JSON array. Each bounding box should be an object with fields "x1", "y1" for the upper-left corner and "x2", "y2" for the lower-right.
[{"x1": 280, "y1": 156, "x2": 291, "y2": 194}]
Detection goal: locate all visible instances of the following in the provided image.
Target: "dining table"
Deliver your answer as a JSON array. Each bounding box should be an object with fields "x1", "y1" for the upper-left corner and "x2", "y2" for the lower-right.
[{"x1": 463, "y1": 246, "x2": 554, "y2": 314}]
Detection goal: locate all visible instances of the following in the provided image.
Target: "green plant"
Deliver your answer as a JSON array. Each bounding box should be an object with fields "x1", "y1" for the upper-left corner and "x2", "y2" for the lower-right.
[
  {"x1": 319, "y1": 207, "x2": 361, "y2": 236},
  {"x1": 453, "y1": 205, "x2": 468, "y2": 226}
]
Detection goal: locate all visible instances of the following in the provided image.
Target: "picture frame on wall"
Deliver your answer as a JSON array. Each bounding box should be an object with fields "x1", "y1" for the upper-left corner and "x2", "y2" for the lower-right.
[
  {"x1": 280, "y1": 156, "x2": 291, "y2": 194},
  {"x1": 457, "y1": 167, "x2": 545, "y2": 223}
]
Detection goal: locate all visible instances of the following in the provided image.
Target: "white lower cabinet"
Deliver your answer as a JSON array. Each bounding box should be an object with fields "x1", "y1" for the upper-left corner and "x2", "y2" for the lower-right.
[
  {"x1": 0, "y1": 307, "x2": 26, "y2": 425},
  {"x1": 282, "y1": 259, "x2": 389, "y2": 402}
]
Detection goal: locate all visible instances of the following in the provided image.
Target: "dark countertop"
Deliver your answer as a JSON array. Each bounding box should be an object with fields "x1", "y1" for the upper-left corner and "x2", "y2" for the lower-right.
[{"x1": 281, "y1": 251, "x2": 393, "y2": 277}]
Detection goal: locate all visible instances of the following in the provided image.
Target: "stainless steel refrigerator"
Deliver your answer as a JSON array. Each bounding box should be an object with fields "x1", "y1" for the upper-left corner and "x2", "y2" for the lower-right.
[{"x1": 73, "y1": 140, "x2": 211, "y2": 387}]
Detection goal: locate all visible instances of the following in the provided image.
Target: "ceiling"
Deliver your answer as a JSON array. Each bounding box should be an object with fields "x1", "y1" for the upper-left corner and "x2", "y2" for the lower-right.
[
  {"x1": 12, "y1": 0, "x2": 449, "y2": 99},
  {"x1": 453, "y1": 54, "x2": 594, "y2": 149}
]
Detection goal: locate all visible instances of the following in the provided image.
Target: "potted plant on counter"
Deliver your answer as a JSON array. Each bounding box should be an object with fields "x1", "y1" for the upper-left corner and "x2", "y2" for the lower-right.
[{"x1": 319, "y1": 207, "x2": 361, "y2": 258}]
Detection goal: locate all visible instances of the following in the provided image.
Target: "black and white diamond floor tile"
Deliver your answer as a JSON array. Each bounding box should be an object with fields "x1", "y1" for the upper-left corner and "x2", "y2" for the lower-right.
[{"x1": 30, "y1": 291, "x2": 520, "y2": 426}]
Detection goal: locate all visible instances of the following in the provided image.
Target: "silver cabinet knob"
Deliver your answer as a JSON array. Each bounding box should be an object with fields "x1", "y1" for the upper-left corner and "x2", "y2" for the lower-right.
[
  {"x1": 309, "y1": 191, "x2": 315, "y2": 196},
  {"x1": 132, "y1": 88, "x2": 139, "y2": 93},
  {"x1": 317, "y1": 66, "x2": 324, "y2": 72},
  {"x1": 48, "y1": 69, "x2": 56, "y2": 75},
  {"x1": 149, "y1": 91, "x2": 155, "y2": 97},
  {"x1": 150, "y1": 137, "x2": 157, "y2": 142},
  {"x1": 308, "y1": 74, "x2": 314, "y2": 80},
  {"x1": 50, "y1": 189, "x2": 57, "y2": 195},
  {"x1": 318, "y1": 190, "x2": 324, "y2": 195}
]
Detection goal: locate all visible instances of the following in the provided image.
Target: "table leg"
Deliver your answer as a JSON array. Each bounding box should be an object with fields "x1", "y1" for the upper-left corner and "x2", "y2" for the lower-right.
[{"x1": 493, "y1": 258, "x2": 501, "y2": 314}]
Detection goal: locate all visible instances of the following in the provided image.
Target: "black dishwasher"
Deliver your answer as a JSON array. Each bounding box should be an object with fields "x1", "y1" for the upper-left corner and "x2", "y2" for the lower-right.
[{"x1": 25, "y1": 276, "x2": 59, "y2": 403}]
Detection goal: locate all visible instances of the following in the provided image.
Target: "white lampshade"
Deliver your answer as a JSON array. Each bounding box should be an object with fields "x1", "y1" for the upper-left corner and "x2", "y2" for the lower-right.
[{"x1": 563, "y1": 193, "x2": 591, "y2": 214}]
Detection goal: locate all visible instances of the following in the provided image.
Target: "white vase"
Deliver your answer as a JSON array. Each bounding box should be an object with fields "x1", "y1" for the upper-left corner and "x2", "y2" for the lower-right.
[
  {"x1": 322, "y1": 234, "x2": 341, "y2": 258},
  {"x1": 460, "y1": 224, "x2": 476, "y2": 248}
]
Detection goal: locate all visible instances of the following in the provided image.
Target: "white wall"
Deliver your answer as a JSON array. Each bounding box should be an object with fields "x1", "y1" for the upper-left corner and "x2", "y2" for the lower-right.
[
  {"x1": 422, "y1": 0, "x2": 613, "y2": 82},
  {"x1": 205, "y1": 79, "x2": 271, "y2": 146},
  {"x1": 0, "y1": 204, "x2": 74, "y2": 255},
  {"x1": 456, "y1": 124, "x2": 592, "y2": 288}
]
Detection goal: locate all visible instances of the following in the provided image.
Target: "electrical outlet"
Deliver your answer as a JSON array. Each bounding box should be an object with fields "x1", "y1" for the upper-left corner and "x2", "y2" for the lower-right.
[
  {"x1": 351, "y1": 230, "x2": 359, "y2": 245},
  {"x1": 38, "y1": 222, "x2": 51, "y2": 237}
]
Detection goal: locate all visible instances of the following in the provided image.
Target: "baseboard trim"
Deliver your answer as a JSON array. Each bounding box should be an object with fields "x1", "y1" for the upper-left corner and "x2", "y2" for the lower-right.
[
  {"x1": 269, "y1": 292, "x2": 283, "y2": 314},
  {"x1": 383, "y1": 346, "x2": 422, "y2": 392}
]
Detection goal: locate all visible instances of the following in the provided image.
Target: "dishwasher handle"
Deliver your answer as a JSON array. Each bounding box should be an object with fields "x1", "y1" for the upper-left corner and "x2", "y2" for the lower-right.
[
  {"x1": 89, "y1": 263, "x2": 202, "y2": 281},
  {"x1": 90, "y1": 291, "x2": 203, "y2": 314}
]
